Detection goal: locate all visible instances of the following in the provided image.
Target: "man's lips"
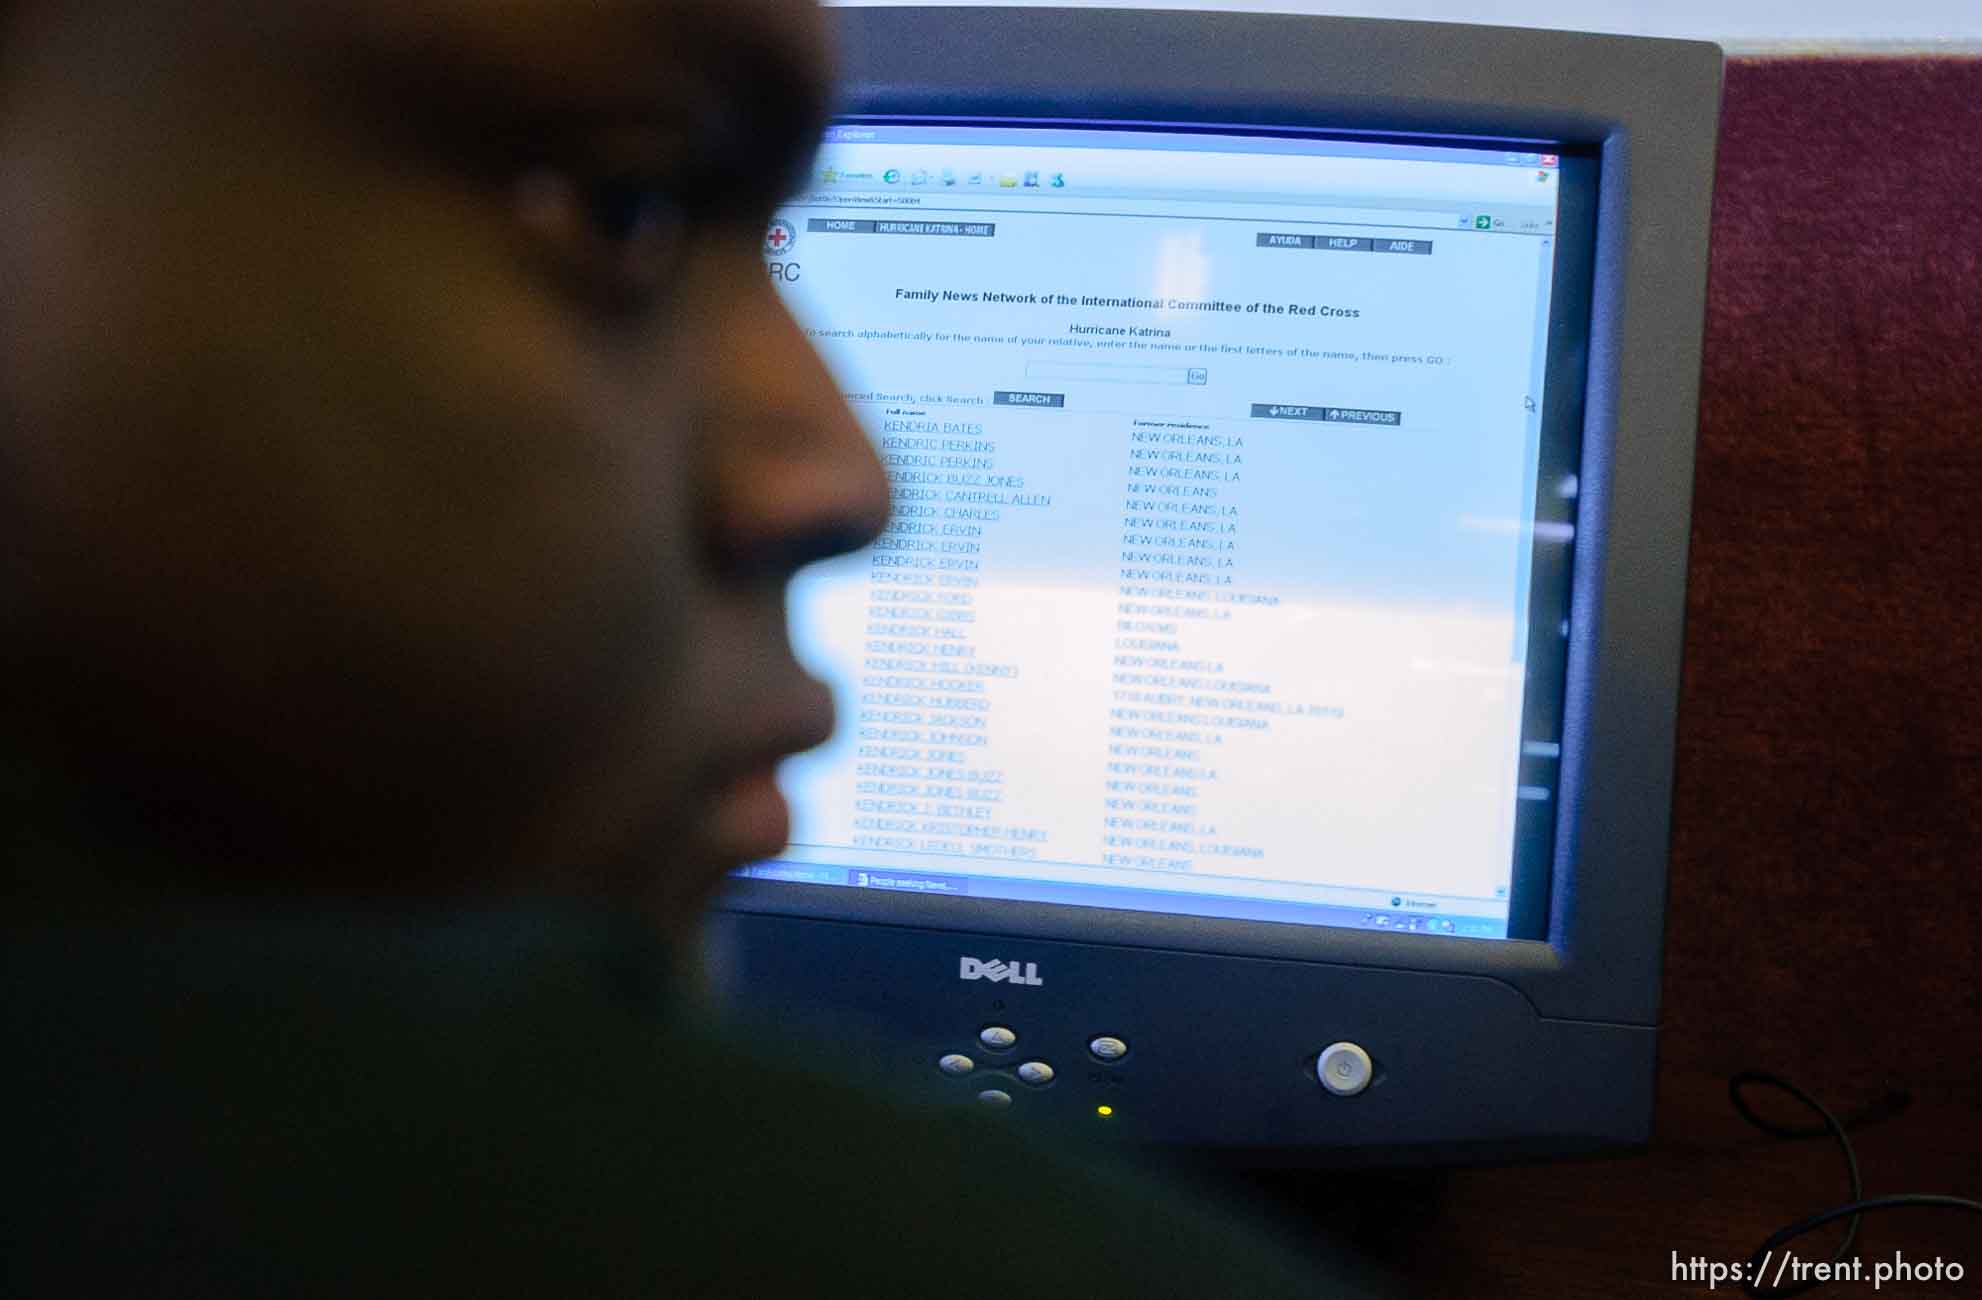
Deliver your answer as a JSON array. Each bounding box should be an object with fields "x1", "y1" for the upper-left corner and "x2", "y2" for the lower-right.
[{"x1": 700, "y1": 674, "x2": 836, "y2": 862}]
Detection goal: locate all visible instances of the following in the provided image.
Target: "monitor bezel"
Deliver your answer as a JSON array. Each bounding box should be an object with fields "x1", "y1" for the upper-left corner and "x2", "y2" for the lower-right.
[{"x1": 714, "y1": 6, "x2": 1723, "y2": 1028}]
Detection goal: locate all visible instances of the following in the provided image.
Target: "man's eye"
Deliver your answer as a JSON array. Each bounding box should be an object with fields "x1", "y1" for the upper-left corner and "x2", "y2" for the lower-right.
[
  {"x1": 585, "y1": 179, "x2": 661, "y2": 241},
  {"x1": 512, "y1": 169, "x2": 687, "y2": 315}
]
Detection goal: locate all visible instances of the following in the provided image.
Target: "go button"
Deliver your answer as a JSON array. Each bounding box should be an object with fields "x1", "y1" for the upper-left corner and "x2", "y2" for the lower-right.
[{"x1": 1317, "y1": 1042, "x2": 1373, "y2": 1096}]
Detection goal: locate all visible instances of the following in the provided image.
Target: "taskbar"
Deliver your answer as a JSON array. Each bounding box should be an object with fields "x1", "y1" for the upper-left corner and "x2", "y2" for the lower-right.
[{"x1": 735, "y1": 860, "x2": 1509, "y2": 939}]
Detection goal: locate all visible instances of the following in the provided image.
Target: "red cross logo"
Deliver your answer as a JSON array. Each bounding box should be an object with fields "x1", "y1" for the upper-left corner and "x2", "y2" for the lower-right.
[{"x1": 763, "y1": 219, "x2": 796, "y2": 256}]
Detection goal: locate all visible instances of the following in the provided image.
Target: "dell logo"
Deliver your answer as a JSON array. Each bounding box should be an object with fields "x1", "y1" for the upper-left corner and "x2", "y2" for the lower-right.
[{"x1": 959, "y1": 957, "x2": 1043, "y2": 986}]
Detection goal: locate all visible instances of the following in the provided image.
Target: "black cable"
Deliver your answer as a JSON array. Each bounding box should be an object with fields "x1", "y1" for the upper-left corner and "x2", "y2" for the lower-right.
[
  {"x1": 1731, "y1": 1071, "x2": 1982, "y2": 1299},
  {"x1": 1730, "y1": 1072, "x2": 1912, "y2": 1139}
]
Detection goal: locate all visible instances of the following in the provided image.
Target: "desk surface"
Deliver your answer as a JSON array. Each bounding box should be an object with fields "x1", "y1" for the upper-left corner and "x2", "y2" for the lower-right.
[{"x1": 1244, "y1": 1065, "x2": 1980, "y2": 1298}]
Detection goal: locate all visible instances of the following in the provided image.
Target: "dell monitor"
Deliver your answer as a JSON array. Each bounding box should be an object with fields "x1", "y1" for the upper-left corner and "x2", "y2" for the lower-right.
[{"x1": 705, "y1": 6, "x2": 1721, "y2": 1162}]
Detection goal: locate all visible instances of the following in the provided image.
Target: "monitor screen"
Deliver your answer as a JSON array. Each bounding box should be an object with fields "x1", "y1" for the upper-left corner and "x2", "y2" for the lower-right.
[{"x1": 745, "y1": 119, "x2": 1598, "y2": 944}]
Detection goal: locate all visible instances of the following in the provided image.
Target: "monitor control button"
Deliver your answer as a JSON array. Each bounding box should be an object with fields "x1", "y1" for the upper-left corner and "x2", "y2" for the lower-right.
[
  {"x1": 979, "y1": 1026, "x2": 1017, "y2": 1051},
  {"x1": 1317, "y1": 1042, "x2": 1373, "y2": 1096},
  {"x1": 937, "y1": 1054, "x2": 975, "y2": 1077},
  {"x1": 1088, "y1": 1035, "x2": 1129, "y2": 1062},
  {"x1": 1016, "y1": 1061, "x2": 1055, "y2": 1086},
  {"x1": 976, "y1": 1089, "x2": 1014, "y2": 1109}
]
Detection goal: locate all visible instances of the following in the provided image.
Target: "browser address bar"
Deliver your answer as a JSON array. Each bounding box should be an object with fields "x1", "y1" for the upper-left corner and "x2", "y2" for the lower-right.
[{"x1": 800, "y1": 192, "x2": 1463, "y2": 228}]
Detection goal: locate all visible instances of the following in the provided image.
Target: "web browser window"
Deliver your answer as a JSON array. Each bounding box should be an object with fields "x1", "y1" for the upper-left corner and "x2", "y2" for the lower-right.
[{"x1": 748, "y1": 122, "x2": 1587, "y2": 941}]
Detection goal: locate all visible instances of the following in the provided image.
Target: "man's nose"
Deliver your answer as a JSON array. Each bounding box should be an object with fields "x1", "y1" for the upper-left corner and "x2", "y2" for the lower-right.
[{"x1": 699, "y1": 268, "x2": 891, "y2": 579}]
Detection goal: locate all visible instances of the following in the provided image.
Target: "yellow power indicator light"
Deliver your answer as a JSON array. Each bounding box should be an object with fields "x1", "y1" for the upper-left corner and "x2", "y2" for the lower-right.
[{"x1": 1096, "y1": 1105, "x2": 1115, "y2": 1118}]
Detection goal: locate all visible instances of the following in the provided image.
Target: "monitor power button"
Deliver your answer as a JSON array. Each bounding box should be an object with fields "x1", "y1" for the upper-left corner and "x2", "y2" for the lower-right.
[{"x1": 1317, "y1": 1042, "x2": 1374, "y2": 1096}]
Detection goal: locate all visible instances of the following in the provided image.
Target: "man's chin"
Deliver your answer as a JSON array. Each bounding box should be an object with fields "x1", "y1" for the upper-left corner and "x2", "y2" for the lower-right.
[
  {"x1": 702, "y1": 766, "x2": 792, "y2": 868},
  {"x1": 618, "y1": 767, "x2": 791, "y2": 934}
]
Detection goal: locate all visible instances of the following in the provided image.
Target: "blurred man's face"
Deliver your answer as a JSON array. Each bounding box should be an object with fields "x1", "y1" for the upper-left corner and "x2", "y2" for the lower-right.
[{"x1": 0, "y1": 0, "x2": 888, "y2": 921}]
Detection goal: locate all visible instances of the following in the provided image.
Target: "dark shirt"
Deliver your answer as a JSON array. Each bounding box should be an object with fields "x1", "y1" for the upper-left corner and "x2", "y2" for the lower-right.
[{"x1": 3, "y1": 904, "x2": 1386, "y2": 1297}]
